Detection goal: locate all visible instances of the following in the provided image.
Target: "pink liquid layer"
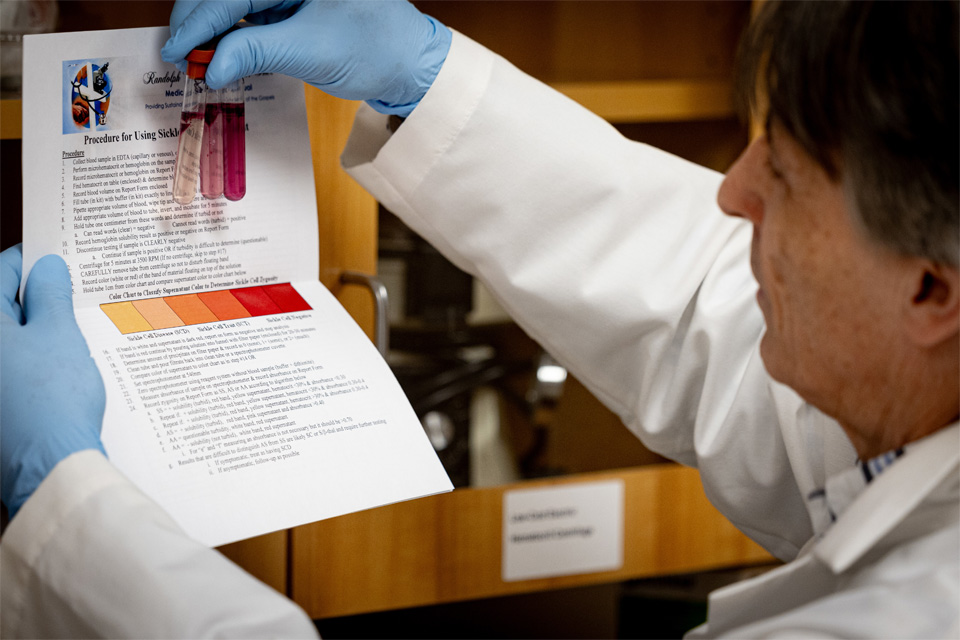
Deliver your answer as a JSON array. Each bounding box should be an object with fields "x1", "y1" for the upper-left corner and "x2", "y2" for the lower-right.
[
  {"x1": 200, "y1": 102, "x2": 224, "y2": 199},
  {"x1": 222, "y1": 103, "x2": 246, "y2": 201},
  {"x1": 172, "y1": 111, "x2": 204, "y2": 204}
]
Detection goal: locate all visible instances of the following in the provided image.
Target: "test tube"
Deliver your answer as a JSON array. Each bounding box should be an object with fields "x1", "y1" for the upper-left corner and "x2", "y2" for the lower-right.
[
  {"x1": 221, "y1": 79, "x2": 246, "y2": 201},
  {"x1": 171, "y1": 48, "x2": 215, "y2": 205},
  {"x1": 200, "y1": 88, "x2": 224, "y2": 199}
]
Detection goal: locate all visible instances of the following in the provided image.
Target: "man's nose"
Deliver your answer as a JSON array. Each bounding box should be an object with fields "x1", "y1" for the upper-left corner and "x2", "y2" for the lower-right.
[{"x1": 717, "y1": 137, "x2": 767, "y2": 226}]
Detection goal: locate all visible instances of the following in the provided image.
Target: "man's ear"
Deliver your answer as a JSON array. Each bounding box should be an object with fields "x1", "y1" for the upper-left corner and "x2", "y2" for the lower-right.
[{"x1": 905, "y1": 261, "x2": 960, "y2": 347}]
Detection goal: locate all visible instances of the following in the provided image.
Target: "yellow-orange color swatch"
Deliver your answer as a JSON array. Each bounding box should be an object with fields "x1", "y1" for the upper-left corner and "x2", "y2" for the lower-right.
[{"x1": 100, "y1": 301, "x2": 153, "y2": 334}]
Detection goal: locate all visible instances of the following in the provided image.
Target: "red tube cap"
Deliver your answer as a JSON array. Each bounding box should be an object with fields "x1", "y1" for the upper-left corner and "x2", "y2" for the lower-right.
[{"x1": 185, "y1": 48, "x2": 215, "y2": 79}]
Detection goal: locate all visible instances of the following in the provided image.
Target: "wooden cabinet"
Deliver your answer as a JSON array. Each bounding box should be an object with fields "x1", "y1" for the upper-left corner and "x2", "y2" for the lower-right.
[
  {"x1": 291, "y1": 466, "x2": 771, "y2": 619},
  {"x1": 415, "y1": 0, "x2": 752, "y2": 173}
]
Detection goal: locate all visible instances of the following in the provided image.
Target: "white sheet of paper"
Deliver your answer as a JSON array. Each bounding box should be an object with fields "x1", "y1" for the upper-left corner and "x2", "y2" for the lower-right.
[
  {"x1": 502, "y1": 480, "x2": 624, "y2": 581},
  {"x1": 21, "y1": 27, "x2": 452, "y2": 547}
]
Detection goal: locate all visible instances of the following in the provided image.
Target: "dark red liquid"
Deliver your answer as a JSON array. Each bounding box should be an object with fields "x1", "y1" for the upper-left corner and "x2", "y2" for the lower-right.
[
  {"x1": 180, "y1": 110, "x2": 202, "y2": 133},
  {"x1": 204, "y1": 102, "x2": 221, "y2": 126},
  {"x1": 222, "y1": 103, "x2": 246, "y2": 201}
]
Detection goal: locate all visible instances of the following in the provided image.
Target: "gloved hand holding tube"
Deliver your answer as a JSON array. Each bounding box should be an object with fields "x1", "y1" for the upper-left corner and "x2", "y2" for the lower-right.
[
  {"x1": 161, "y1": 0, "x2": 453, "y2": 117},
  {"x1": 0, "y1": 245, "x2": 106, "y2": 519}
]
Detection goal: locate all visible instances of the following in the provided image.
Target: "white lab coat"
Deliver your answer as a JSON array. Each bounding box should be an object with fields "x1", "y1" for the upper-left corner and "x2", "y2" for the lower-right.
[
  {"x1": 0, "y1": 451, "x2": 318, "y2": 639},
  {"x1": 1, "y1": 30, "x2": 957, "y2": 638}
]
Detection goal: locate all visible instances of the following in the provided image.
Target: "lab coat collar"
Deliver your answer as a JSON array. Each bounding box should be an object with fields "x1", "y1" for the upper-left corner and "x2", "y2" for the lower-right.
[
  {"x1": 813, "y1": 422, "x2": 959, "y2": 573},
  {"x1": 692, "y1": 423, "x2": 960, "y2": 639}
]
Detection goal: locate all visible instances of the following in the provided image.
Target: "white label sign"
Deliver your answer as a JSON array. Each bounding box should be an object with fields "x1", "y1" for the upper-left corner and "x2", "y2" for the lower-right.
[{"x1": 502, "y1": 480, "x2": 624, "y2": 582}]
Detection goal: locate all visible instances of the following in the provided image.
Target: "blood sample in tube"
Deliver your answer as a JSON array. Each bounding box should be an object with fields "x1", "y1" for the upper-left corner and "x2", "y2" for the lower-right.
[
  {"x1": 221, "y1": 79, "x2": 246, "y2": 201},
  {"x1": 171, "y1": 81, "x2": 206, "y2": 204},
  {"x1": 171, "y1": 48, "x2": 215, "y2": 205}
]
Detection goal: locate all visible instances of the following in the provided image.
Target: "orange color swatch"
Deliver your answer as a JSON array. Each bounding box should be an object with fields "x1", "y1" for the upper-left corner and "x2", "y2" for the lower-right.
[
  {"x1": 164, "y1": 293, "x2": 220, "y2": 324},
  {"x1": 197, "y1": 290, "x2": 252, "y2": 321}
]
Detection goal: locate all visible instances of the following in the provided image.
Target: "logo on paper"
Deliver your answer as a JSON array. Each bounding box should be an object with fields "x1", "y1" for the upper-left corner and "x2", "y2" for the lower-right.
[{"x1": 63, "y1": 60, "x2": 113, "y2": 133}]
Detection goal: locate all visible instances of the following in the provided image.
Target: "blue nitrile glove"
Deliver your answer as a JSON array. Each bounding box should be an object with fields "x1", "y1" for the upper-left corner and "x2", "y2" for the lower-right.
[
  {"x1": 161, "y1": 0, "x2": 452, "y2": 117},
  {"x1": 0, "y1": 245, "x2": 106, "y2": 519}
]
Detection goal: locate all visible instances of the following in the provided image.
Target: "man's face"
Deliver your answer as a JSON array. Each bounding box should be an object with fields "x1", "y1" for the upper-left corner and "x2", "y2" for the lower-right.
[{"x1": 717, "y1": 121, "x2": 909, "y2": 428}]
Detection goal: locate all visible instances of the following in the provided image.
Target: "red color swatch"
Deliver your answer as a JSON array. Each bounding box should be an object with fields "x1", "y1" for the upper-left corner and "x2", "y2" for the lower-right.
[
  {"x1": 230, "y1": 286, "x2": 282, "y2": 316},
  {"x1": 262, "y1": 283, "x2": 312, "y2": 312}
]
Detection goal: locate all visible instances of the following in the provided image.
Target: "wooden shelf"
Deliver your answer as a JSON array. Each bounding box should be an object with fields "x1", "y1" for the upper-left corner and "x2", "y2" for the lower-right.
[
  {"x1": 550, "y1": 79, "x2": 734, "y2": 123},
  {"x1": 1, "y1": 76, "x2": 735, "y2": 148},
  {"x1": 1, "y1": 100, "x2": 22, "y2": 140},
  {"x1": 290, "y1": 464, "x2": 774, "y2": 619}
]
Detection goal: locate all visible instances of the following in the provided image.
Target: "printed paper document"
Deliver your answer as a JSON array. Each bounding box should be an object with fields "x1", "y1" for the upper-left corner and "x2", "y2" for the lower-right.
[{"x1": 21, "y1": 27, "x2": 452, "y2": 547}]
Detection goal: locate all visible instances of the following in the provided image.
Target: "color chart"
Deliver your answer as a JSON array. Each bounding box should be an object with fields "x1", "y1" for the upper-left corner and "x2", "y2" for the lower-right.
[{"x1": 100, "y1": 283, "x2": 312, "y2": 334}]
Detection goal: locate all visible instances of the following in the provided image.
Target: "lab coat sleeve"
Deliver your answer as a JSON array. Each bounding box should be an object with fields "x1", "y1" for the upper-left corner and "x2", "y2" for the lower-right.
[
  {"x1": 342, "y1": 32, "x2": 815, "y2": 559},
  {"x1": 0, "y1": 450, "x2": 318, "y2": 639}
]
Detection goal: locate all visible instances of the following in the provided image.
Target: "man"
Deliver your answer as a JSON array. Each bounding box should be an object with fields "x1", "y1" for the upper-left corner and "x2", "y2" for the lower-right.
[{"x1": 2, "y1": 0, "x2": 957, "y2": 637}]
